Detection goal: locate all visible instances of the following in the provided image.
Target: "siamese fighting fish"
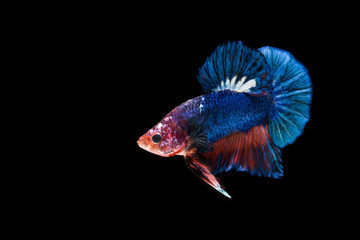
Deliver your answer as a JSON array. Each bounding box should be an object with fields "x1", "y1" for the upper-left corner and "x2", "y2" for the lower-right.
[{"x1": 137, "y1": 41, "x2": 312, "y2": 198}]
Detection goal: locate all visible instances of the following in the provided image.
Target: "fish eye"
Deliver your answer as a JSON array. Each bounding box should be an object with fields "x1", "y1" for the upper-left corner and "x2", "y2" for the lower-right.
[{"x1": 152, "y1": 134, "x2": 162, "y2": 144}]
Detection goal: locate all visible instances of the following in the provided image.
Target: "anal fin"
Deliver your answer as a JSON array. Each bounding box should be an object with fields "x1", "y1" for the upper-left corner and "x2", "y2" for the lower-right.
[
  {"x1": 186, "y1": 152, "x2": 231, "y2": 198},
  {"x1": 204, "y1": 124, "x2": 283, "y2": 178}
]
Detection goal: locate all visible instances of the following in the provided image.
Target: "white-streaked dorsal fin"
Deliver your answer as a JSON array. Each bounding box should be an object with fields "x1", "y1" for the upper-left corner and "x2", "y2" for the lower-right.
[
  {"x1": 230, "y1": 75, "x2": 237, "y2": 88},
  {"x1": 214, "y1": 75, "x2": 257, "y2": 93},
  {"x1": 237, "y1": 79, "x2": 256, "y2": 92},
  {"x1": 225, "y1": 78, "x2": 230, "y2": 88},
  {"x1": 235, "y1": 76, "x2": 247, "y2": 90}
]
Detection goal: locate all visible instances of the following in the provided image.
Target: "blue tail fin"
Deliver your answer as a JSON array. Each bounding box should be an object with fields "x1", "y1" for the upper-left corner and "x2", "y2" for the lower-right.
[{"x1": 258, "y1": 46, "x2": 312, "y2": 148}]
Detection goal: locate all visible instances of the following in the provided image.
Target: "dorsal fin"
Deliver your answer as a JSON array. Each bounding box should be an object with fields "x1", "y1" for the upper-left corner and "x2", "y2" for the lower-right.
[{"x1": 197, "y1": 41, "x2": 273, "y2": 94}]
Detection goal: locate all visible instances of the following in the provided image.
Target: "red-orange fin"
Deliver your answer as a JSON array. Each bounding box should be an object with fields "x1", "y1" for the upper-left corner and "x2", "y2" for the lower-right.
[
  {"x1": 203, "y1": 124, "x2": 283, "y2": 178},
  {"x1": 186, "y1": 152, "x2": 231, "y2": 198}
]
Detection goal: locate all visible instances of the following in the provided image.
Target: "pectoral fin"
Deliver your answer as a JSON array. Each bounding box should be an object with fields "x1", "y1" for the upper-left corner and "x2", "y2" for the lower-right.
[{"x1": 185, "y1": 152, "x2": 231, "y2": 198}]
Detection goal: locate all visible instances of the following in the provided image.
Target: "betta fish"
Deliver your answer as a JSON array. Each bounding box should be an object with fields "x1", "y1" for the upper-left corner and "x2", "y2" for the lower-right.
[{"x1": 137, "y1": 42, "x2": 312, "y2": 198}]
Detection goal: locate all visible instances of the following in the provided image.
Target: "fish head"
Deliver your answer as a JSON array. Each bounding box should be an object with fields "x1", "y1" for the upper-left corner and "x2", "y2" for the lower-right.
[{"x1": 137, "y1": 116, "x2": 188, "y2": 157}]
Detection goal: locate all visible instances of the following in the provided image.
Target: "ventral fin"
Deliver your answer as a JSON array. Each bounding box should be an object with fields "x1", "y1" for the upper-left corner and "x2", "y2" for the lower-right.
[
  {"x1": 203, "y1": 124, "x2": 283, "y2": 178},
  {"x1": 197, "y1": 41, "x2": 273, "y2": 95},
  {"x1": 186, "y1": 152, "x2": 231, "y2": 198}
]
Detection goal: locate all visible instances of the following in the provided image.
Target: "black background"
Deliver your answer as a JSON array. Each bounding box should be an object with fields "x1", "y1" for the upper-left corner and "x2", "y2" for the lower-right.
[
  {"x1": 49, "y1": 20, "x2": 350, "y2": 232},
  {"x1": 130, "y1": 40, "x2": 325, "y2": 206},
  {"x1": 12, "y1": 3, "x2": 356, "y2": 237},
  {"x1": 75, "y1": 36, "x2": 336, "y2": 217}
]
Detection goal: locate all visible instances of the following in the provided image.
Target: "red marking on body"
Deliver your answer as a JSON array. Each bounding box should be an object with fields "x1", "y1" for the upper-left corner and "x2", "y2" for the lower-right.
[
  {"x1": 248, "y1": 90, "x2": 269, "y2": 97},
  {"x1": 203, "y1": 124, "x2": 275, "y2": 174}
]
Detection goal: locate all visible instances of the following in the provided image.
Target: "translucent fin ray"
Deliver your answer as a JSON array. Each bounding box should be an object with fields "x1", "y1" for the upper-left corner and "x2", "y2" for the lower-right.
[
  {"x1": 197, "y1": 41, "x2": 273, "y2": 94},
  {"x1": 203, "y1": 124, "x2": 283, "y2": 178},
  {"x1": 186, "y1": 153, "x2": 231, "y2": 198},
  {"x1": 259, "y1": 46, "x2": 312, "y2": 148}
]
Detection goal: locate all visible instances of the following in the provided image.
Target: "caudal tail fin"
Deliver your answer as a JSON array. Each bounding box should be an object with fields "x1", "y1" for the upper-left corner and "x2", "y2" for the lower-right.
[{"x1": 259, "y1": 46, "x2": 312, "y2": 148}]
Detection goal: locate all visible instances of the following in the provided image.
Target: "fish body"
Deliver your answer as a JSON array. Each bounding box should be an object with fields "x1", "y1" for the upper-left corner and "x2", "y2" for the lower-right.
[{"x1": 138, "y1": 42, "x2": 312, "y2": 198}]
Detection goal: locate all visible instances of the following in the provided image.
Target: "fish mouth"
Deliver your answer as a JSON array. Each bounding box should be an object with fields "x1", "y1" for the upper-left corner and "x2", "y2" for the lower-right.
[
  {"x1": 137, "y1": 138, "x2": 148, "y2": 151},
  {"x1": 137, "y1": 136, "x2": 185, "y2": 157},
  {"x1": 137, "y1": 136, "x2": 169, "y2": 157}
]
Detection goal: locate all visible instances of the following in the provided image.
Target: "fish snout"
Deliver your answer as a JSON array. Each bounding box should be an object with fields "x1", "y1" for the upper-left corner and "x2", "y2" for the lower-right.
[{"x1": 137, "y1": 136, "x2": 149, "y2": 150}]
